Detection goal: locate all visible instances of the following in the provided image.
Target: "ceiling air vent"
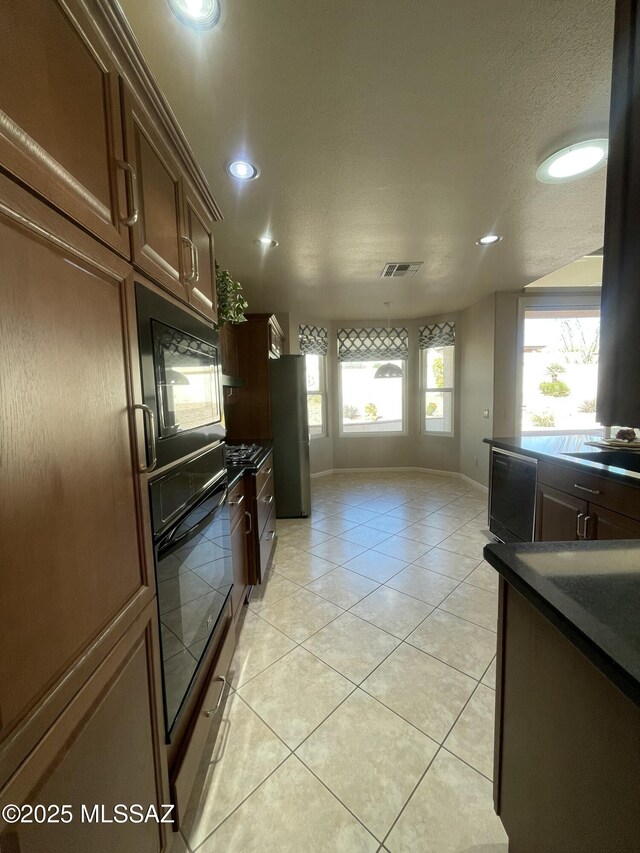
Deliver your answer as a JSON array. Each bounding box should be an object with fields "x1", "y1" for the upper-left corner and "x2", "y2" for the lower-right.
[{"x1": 381, "y1": 262, "x2": 423, "y2": 278}]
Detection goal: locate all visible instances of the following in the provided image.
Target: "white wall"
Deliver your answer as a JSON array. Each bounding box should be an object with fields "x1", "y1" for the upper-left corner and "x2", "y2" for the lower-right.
[{"x1": 459, "y1": 294, "x2": 496, "y2": 486}]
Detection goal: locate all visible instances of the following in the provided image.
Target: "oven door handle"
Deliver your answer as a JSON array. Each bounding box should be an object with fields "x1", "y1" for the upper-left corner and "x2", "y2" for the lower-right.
[{"x1": 157, "y1": 478, "x2": 227, "y2": 557}]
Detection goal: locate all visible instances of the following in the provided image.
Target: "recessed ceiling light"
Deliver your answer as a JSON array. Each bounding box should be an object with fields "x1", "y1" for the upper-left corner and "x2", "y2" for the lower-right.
[
  {"x1": 255, "y1": 237, "x2": 278, "y2": 248},
  {"x1": 226, "y1": 160, "x2": 260, "y2": 181},
  {"x1": 537, "y1": 139, "x2": 608, "y2": 184},
  {"x1": 476, "y1": 234, "x2": 502, "y2": 246},
  {"x1": 167, "y1": 0, "x2": 220, "y2": 29}
]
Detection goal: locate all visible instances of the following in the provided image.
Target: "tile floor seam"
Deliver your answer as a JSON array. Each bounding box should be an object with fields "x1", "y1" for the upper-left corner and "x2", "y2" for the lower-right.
[
  {"x1": 190, "y1": 751, "x2": 292, "y2": 851},
  {"x1": 294, "y1": 751, "x2": 390, "y2": 846},
  {"x1": 379, "y1": 657, "x2": 493, "y2": 849},
  {"x1": 399, "y1": 635, "x2": 487, "y2": 683},
  {"x1": 436, "y1": 586, "x2": 499, "y2": 633}
]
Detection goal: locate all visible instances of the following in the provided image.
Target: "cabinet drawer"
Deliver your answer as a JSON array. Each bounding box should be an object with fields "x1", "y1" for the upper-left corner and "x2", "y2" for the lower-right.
[
  {"x1": 172, "y1": 602, "x2": 235, "y2": 824},
  {"x1": 537, "y1": 461, "x2": 640, "y2": 520},
  {"x1": 228, "y1": 479, "x2": 246, "y2": 526},
  {"x1": 259, "y1": 507, "x2": 277, "y2": 576},
  {"x1": 255, "y1": 453, "x2": 274, "y2": 496},
  {"x1": 256, "y1": 473, "x2": 276, "y2": 536}
]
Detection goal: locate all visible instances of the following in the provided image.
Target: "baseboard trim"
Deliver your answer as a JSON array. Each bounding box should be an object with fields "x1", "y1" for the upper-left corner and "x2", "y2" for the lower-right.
[{"x1": 311, "y1": 466, "x2": 489, "y2": 493}]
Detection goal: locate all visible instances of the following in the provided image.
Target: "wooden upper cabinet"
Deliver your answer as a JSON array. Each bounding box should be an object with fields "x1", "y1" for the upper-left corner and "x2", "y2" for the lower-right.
[
  {"x1": 597, "y1": 0, "x2": 640, "y2": 427},
  {"x1": 122, "y1": 86, "x2": 187, "y2": 299},
  {"x1": 0, "y1": 0, "x2": 130, "y2": 255},
  {"x1": 183, "y1": 185, "x2": 218, "y2": 323}
]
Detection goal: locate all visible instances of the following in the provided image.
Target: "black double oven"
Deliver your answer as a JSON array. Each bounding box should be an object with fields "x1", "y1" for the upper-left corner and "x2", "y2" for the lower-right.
[{"x1": 136, "y1": 283, "x2": 231, "y2": 742}]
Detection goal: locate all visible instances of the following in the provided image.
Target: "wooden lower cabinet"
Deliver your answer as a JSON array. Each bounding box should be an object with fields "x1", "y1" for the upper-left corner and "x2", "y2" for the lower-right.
[
  {"x1": 535, "y1": 484, "x2": 587, "y2": 541},
  {"x1": 495, "y1": 579, "x2": 640, "y2": 851},
  {"x1": 0, "y1": 603, "x2": 170, "y2": 853},
  {"x1": 536, "y1": 464, "x2": 640, "y2": 543},
  {"x1": 229, "y1": 480, "x2": 250, "y2": 617}
]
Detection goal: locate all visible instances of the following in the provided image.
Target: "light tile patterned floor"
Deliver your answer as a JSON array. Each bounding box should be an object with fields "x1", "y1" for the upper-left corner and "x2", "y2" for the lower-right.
[{"x1": 176, "y1": 471, "x2": 508, "y2": 852}]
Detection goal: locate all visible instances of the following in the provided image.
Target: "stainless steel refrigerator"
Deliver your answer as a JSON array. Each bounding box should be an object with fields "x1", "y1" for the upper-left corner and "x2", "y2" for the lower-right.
[{"x1": 269, "y1": 355, "x2": 311, "y2": 517}]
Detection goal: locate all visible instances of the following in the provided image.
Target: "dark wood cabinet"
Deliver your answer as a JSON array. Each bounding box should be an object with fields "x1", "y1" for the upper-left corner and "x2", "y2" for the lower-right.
[
  {"x1": 182, "y1": 185, "x2": 218, "y2": 324},
  {"x1": 494, "y1": 579, "x2": 640, "y2": 850},
  {"x1": 225, "y1": 314, "x2": 286, "y2": 442},
  {"x1": 0, "y1": 0, "x2": 130, "y2": 256},
  {"x1": 0, "y1": 176, "x2": 154, "y2": 785},
  {"x1": 535, "y1": 461, "x2": 640, "y2": 542},
  {"x1": 244, "y1": 453, "x2": 277, "y2": 585},
  {"x1": 122, "y1": 86, "x2": 186, "y2": 299},
  {"x1": 229, "y1": 479, "x2": 250, "y2": 616},
  {"x1": 0, "y1": 603, "x2": 169, "y2": 853},
  {"x1": 597, "y1": 0, "x2": 640, "y2": 428},
  {"x1": 535, "y1": 484, "x2": 587, "y2": 541}
]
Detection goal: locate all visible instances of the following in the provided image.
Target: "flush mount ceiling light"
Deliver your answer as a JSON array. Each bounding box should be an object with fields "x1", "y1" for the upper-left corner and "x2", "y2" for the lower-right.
[
  {"x1": 476, "y1": 234, "x2": 502, "y2": 246},
  {"x1": 255, "y1": 237, "x2": 279, "y2": 248},
  {"x1": 537, "y1": 139, "x2": 608, "y2": 184},
  {"x1": 168, "y1": 0, "x2": 220, "y2": 29},
  {"x1": 226, "y1": 160, "x2": 260, "y2": 181}
]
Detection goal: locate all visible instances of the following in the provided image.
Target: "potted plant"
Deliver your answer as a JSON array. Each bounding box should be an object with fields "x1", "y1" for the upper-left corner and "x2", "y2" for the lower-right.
[{"x1": 215, "y1": 263, "x2": 248, "y2": 328}]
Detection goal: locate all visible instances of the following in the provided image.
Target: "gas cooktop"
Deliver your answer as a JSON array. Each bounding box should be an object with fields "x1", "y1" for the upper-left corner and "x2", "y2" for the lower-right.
[{"x1": 224, "y1": 443, "x2": 264, "y2": 466}]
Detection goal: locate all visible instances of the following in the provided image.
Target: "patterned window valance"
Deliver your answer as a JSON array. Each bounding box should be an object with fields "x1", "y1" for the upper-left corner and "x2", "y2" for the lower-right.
[
  {"x1": 299, "y1": 324, "x2": 328, "y2": 356},
  {"x1": 419, "y1": 322, "x2": 455, "y2": 349},
  {"x1": 337, "y1": 327, "x2": 409, "y2": 362}
]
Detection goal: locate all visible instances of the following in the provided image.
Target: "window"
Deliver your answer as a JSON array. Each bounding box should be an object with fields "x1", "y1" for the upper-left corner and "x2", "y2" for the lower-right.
[
  {"x1": 305, "y1": 353, "x2": 326, "y2": 437},
  {"x1": 340, "y1": 360, "x2": 405, "y2": 434},
  {"x1": 299, "y1": 324, "x2": 329, "y2": 438},
  {"x1": 421, "y1": 345, "x2": 455, "y2": 434},
  {"x1": 337, "y1": 326, "x2": 408, "y2": 435},
  {"x1": 419, "y1": 322, "x2": 455, "y2": 435},
  {"x1": 520, "y1": 305, "x2": 601, "y2": 434}
]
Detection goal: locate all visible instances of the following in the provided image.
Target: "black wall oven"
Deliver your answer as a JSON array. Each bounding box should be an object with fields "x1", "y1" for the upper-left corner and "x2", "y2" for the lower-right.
[
  {"x1": 136, "y1": 282, "x2": 224, "y2": 470},
  {"x1": 150, "y1": 443, "x2": 232, "y2": 741}
]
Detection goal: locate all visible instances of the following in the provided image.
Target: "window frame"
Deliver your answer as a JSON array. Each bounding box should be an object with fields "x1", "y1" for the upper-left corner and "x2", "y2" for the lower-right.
[
  {"x1": 515, "y1": 294, "x2": 603, "y2": 437},
  {"x1": 305, "y1": 353, "x2": 327, "y2": 439},
  {"x1": 420, "y1": 344, "x2": 455, "y2": 437},
  {"x1": 338, "y1": 358, "x2": 408, "y2": 438}
]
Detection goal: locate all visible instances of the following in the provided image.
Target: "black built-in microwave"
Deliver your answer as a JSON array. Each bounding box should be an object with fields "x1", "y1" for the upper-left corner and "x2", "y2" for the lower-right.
[{"x1": 135, "y1": 282, "x2": 225, "y2": 469}]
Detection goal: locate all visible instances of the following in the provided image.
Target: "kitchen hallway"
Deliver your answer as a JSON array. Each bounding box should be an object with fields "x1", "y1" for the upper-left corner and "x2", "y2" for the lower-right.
[{"x1": 174, "y1": 471, "x2": 507, "y2": 852}]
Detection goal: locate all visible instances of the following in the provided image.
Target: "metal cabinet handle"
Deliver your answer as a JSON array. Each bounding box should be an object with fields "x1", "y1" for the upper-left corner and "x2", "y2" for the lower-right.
[
  {"x1": 264, "y1": 495, "x2": 274, "y2": 505},
  {"x1": 228, "y1": 494, "x2": 245, "y2": 508},
  {"x1": 181, "y1": 236, "x2": 200, "y2": 283},
  {"x1": 576, "y1": 512, "x2": 585, "y2": 539},
  {"x1": 265, "y1": 530, "x2": 275, "y2": 541},
  {"x1": 574, "y1": 484, "x2": 602, "y2": 495},
  {"x1": 584, "y1": 515, "x2": 593, "y2": 540},
  {"x1": 117, "y1": 159, "x2": 139, "y2": 226},
  {"x1": 204, "y1": 675, "x2": 226, "y2": 717},
  {"x1": 132, "y1": 404, "x2": 157, "y2": 472},
  {"x1": 245, "y1": 510, "x2": 252, "y2": 534},
  {"x1": 262, "y1": 467, "x2": 272, "y2": 475}
]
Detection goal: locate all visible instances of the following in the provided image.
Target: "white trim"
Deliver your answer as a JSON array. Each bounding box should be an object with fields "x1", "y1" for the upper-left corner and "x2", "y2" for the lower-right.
[{"x1": 310, "y1": 466, "x2": 489, "y2": 494}]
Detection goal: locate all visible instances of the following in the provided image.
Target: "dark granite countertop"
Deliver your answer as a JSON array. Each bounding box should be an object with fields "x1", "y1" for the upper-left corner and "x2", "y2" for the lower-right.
[
  {"x1": 484, "y1": 539, "x2": 640, "y2": 707},
  {"x1": 484, "y1": 434, "x2": 640, "y2": 486}
]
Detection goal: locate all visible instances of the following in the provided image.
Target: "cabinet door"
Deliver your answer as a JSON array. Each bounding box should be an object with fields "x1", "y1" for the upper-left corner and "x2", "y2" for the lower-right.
[
  {"x1": 220, "y1": 324, "x2": 239, "y2": 377},
  {"x1": 183, "y1": 187, "x2": 218, "y2": 324},
  {"x1": 0, "y1": 184, "x2": 154, "y2": 782},
  {"x1": 230, "y1": 508, "x2": 249, "y2": 616},
  {"x1": 122, "y1": 86, "x2": 186, "y2": 299},
  {"x1": 597, "y1": 0, "x2": 640, "y2": 428},
  {"x1": 0, "y1": 0, "x2": 130, "y2": 256},
  {"x1": 587, "y1": 505, "x2": 640, "y2": 540},
  {"x1": 0, "y1": 605, "x2": 169, "y2": 853},
  {"x1": 535, "y1": 485, "x2": 587, "y2": 541}
]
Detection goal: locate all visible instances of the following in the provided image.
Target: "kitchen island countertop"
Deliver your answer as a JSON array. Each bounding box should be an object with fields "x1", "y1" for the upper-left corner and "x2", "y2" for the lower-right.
[{"x1": 484, "y1": 538, "x2": 640, "y2": 708}]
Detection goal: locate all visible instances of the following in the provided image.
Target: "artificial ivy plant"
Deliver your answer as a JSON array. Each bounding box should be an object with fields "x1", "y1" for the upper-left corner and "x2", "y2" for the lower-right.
[{"x1": 215, "y1": 262, "x2": 249, "y2": 327}]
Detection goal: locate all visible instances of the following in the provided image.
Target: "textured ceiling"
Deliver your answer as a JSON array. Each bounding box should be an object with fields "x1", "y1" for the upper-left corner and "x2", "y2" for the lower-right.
[
  {"x1": 117, "y1": 0, "x2": 615, "y2": 320},
  {"x1": 526, "y1": 254, "x2": 603, "y2": 288}
]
